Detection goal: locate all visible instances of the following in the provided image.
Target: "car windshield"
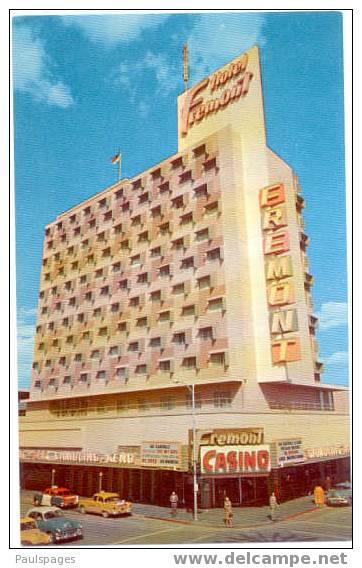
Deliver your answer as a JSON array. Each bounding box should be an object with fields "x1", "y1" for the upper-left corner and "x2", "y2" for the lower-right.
[
  {"x1": 21, "y1": 521, "x2": 36, "y2": 530},
  {"x1": 106, "y1": 496, "x2": 121, "y2": 503},
  {"x1": 44, "y1": 510, "x2": 64, "y2": 519}
]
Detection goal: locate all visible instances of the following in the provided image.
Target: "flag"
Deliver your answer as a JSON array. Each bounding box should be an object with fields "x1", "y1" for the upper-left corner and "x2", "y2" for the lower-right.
[{"x1": 111, "y1": 152, "x2": 121, "y2": 164}]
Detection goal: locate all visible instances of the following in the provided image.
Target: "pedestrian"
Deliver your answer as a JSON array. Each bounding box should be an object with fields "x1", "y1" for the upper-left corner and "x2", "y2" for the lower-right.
[
  {"x1": 269, "y1": 491, "x2": 279, "y2": 521},
  {"x1": 223, "y1": 496, "x2": 233, "y2": 527},
  {"x1": 170, "y1": 491, "x2": 179, "y2": 516},
  {"x1": 313, "y1": 484, "x2": 325, "y2": 507}
]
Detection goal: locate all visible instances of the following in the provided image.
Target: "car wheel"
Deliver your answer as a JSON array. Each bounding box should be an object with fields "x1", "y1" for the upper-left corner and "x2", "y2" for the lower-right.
[
  {"x1": 79, "y1": 506, "x2": 86, "y2": 514},
  {"x1": 33, "y1": 498, "x2": 41, "y2": 506},
  {"x1": 47, "y1": 533, "x2": 55, "y2": 544},
  {"x1": 102, "y1": 511, "x2": 109, "y2": 518},
  {"x1": 21, "y1": 541, "x2": 32, "y2": 546}
]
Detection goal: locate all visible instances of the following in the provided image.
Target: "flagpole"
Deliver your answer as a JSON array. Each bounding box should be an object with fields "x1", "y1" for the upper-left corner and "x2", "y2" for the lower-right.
[{"x1": 118, "y1": 150, "x2": 121, "y2": 181}]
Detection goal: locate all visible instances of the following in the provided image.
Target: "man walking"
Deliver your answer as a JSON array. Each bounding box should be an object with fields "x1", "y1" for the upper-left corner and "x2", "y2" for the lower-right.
[
  {"x1": 170, "y1": 491, "x2": 179, "y2": 516},
  {"x1": 269, "y1": 491, "x2": 279, "y2": 521}
]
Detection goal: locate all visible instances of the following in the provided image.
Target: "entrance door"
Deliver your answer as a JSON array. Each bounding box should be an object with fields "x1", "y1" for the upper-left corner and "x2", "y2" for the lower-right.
[{"x1": 214, "y1": 478, "x2": 241, "y2": 506}]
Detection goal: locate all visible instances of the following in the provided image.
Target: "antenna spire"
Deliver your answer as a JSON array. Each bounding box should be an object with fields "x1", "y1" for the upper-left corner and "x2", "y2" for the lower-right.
[{"x1": 183, "y1": 43, "x2": 189, "y2": 91}]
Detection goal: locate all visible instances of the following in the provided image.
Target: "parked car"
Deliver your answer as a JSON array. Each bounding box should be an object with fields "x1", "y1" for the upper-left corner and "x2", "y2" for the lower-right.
[
  {"x1": 332, "y1": 481, "x2": 352, "y2": 503},
  {"x1": 326, "y1": 484, "x2": 352, "y2": 507},
  {"x1": 20, "y1": 517, "x2": 52, "y2": 546},
  {"x1": 33, "y1": 486, "x2": 79, "y2": 508},
  {"x1": 26, "y1": 506, "x2": 83, "y2": 543},
  {"x1": 78, "y1": 491, "x2": 132, "y2": 518}
]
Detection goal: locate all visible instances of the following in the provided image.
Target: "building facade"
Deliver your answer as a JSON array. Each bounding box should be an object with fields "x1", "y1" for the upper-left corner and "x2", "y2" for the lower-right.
[{"x1": 19, "y1": 46, "x2": 350, "y2": 508}]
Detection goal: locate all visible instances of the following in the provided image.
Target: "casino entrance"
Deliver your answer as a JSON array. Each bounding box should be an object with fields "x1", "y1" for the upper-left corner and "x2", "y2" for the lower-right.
[{"x1": 200, "y1": 475, "x2": 269, "y2": 508}]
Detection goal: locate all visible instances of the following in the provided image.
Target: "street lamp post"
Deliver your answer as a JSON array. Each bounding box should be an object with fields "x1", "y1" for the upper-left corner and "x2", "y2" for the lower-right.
[
  {"x1": 99, "y1": 471, "x2": 103, "y2": 492},
  {"x1": 173, "y1": 379, "x2": 198, "y2": 521},
  {"x1": 51, "y1": 468, "x2": 56, "y2": 487}
]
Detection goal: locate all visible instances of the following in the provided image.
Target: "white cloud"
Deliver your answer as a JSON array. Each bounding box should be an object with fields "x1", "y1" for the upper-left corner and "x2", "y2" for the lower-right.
[
  {"x1": 187, "y1": 13, "x2": 266, "y2": 83},
  {"x1": 12, "y1": 23, "x2": 74, "y2": 108},
  {"x1": 17, "y1": 307, "x2": 37, "y2": 388},
  {"x1": 316, "y1": 302, "x2": 348, "y2": 331},
  {"x1": 61, "y1": 14, "x2": 170, "y2": 46},
  {"x1": 324, "y1": 351, "x2": 349, "y2": 366}
]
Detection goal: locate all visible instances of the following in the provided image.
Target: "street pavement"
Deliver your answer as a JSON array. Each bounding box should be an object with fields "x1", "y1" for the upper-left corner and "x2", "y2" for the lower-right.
[{"x1": 19, "y1": 491, "x2": 352, "y2": 546}]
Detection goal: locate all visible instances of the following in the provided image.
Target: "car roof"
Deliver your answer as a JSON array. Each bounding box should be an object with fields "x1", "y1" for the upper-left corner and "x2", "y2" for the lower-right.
[
  {"x1": 27, "y1": 506, "x2": 60, "y2": 513},
  {"x1": 94, "y1": 491, "x2": 119, "y2": 497},
  {"x1": 21, "y1": 517, "x2": 36, "y2": 523},
  {"x1": 46, "y1": 486, "x2": 70, "y2": 491}
]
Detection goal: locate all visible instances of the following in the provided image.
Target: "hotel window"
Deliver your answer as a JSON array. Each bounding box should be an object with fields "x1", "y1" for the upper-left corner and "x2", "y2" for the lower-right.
[
  {"x1": 135, "y1": 364, "x2": 147, "y2": 375},
  {"x1": 172, "y1": 282, "x2": 185, "y2": 295},
  {"x1": 98, "y1": 198, "x2": 107, "y2": 209},
  {"x1": 55, "y1": 302, "x2": 62, "y2": 311},
  {"x1": 159, "y1": 310, "x2": 171, "y2": 322},
  {"x1": 95, "y1": 268, "x2": 103, "y2": 278},
  {"x1": 42, "y1": 259, "x2": 48, "y2": 267},
  {"x1": 129, "y1": 296, "x2": 140, "y2": 307},
  {"x1": 65, "y1": 280, "x2": 72, "y2": 291},
  {"x1": 87, "y1": 253, "x2": 94, "y2": 264},
  {"x1": 203, "y1": 157, "x2": 217, "y2": 171},
  {"x1": 62, "y1": 317, "x2": 69, "y2": 327},
  {"x1": 198, "y1": 275, "x2": 211, "y2": 289},
  {"x1": 109, "y1": 346, "x2": 119, "y2": 357},
  {"x1": 45, "y1": 359, "x2": 52, "y2": 367},
  {"x1": 104, "y1": 210, "x2": 112, "y2": 221},
  {"x1": 128, "y1": 341, "x2": 139, "y2": 352},
  {"x1": 74, "y1": 353, "x2": 82, "y2": 362},
  {"x1": 159, "y1": 181, "x2": 170, "y2": 194},
  {"x1": 96, "y1": 370, "x2": 106, "y2": 380},
  {"x1": 194, "y1": 183, "x2": 208, "y2": 198},
  {"x1": 122, "y1": 201, "x2": 130, "y2": 212},
  {"x1": 131, "y1": 214, "x2": 141, "y2": 226},
  {"x1": 208, "y1": 297, "x2": 225, "y2": 312},
  {"x1": 159, "y1": 221, "x2": 170, "y2": 235},
  {"x1": 69, "y1": 297, "x2": 76, "y2": 307},
  {"x1": 83, "y1": 206, "x2": 91, "y2": 216},
  {"x1": 172, "y1": 237, "x2": 184, "y2": 250},
  {"x1": 186, "y1": 394, "x2": 202, "y2": 409},
  {"x1": 114, "y1": 223, "x2": 122, "y2": 234},
  {"x1": 204, "y1": 201, "x2": 219, "y2": 215},
  {"x1": 150, "y1": 246, "x2": 161, "y2": 258},
  {"x1": 131, "y1": 254, "x2": 141, "y2": 266},
  {"x1": 119, "y1": 278, "x2": 128, "y2": 290},
  {"x1": 100, "y1": 285, "x2": 109, "y2": 296},
  {"x1": 139, "y1": 192, "x2": 149, "y2": 204},
  {"x1": 160, "y1": 396, "x2": 176, "y2": 410},
  {"x1": 89, "y1": 218, "x2": 96, "y2": 229},
  {"x1": 209, "y1": 352, "x2": 226, "y2": 367},
  {"x1": 44, "y1": 273, "x2": 50, "y2": 281},
  {"x1": 182, "y1": 356, "x2": 197, "y2": 370},
  {"x1": 171, "y1": 156, "x2": 183, "y2": 169},
  {"x1": 180, "y1": 212, "x2": 193, "y2": 225},
  {"x1": 66, "y1": 335, "x2": 74, "y2": 345},
  {"x1": 38, "y1": 342, "x2": 44, "y2": 351},
  {"x1": 151, "y1": 205, "x2": 162, "y2": 218},
  {"x1": 198, "y1": 326, "x2": 214, "y2": 341},
  {"x1": 97, "y1": 231, "x2": 105, "y2": 242},
  {"x1": 79, "y1": 373, "x2": 88, "y2": 383},
  {"x1": 172, "y1": 195, "x2": 184, "y2": 209},
  {"x1": 98, "y1": 327, "x2": 108, "y2": 336},
  {"x1": 39, "y1": 290, "x2": 45, "y2": 299},
  {"x1": 179, "y1": 170, "x2": 192, "y2": 184},
  {"x1": 121, "y1": 239, "x2": 130, "y2": 250},
  {"x1": 151, "y1": 167, "x2": 162, "y2": 180},
  {"x1": 115, "y1": 188, "x2": 123, "y2": 200},
  {"x1": 150, "y1": 336, "x2": 161, "y2": 348},
  {"x1": 138, "y1": 230, "x2": 149, "y2": 243},
  {"x1": 77, "y1": 312, "x2": 85, "y2": 323},
  {"x1": 41, "y1": 307, "x2": 48, "y2": 314},
  {"x1": 48, "y1": 321, "x2": 54, "y2": 330},
  {"x1": 102, "y1": 247, "x2": 111, "y2": 258},
  {"x1": 63, "y1": 376, "x2": 71, "y2": 385},
  {"x1": 206, "y1": 247, "x2": 221, "y2": 261},
  {"x1": 93, "y1": 307, "x2": 102, "y2": 318},
  {"x1": 71, "y1": 261, "x2": 79, "y2": 271},
  {"x1": 34, "y1": 380, "x2": 42, "y2": 388},
  {"x1": 137, "y1": 272, "x2": 148, "y2": 284},
  {"x1": 54, "y1": 252, "x2": 61, "y2": 261},
  {"x1": 159, "y1": 359, "x2": 172, "y2": 372},
  {"x1": 82, "y1": 238, "x2": 89, "y2": 249},
  {"x1": 181, "y1": 256, "x2": 194, "y2": 270},
  {"x1": 137, "y1": 317, "x2": 148, "y2": 328},
  {"x1": 116, "y1": 367, "x2": 128, "y2": 379},
  {"x1": 111, "y1": 302, "x2": 120, "y2": 313},
  {"x1": 74, "y1": 226, "x2": 81, "y2": 237},
  {"x1": 132, "y1": 179, "x2": 143, "y2": 191},
  {"x1": 113, "y1": 262, "x2": 121, "y2": 272},
  {"x1": 117, "y1": 321, "x2": 129, "y2": 333},
  {"x1": 59, "y1": 356, "x2": 66, "y2": 366},
  {"x1": 48, "y1": 378, "x2": 57, "y2": 387},
  {"x1": 214, "y1": 391, "x2": 232, "y2": 408},
  {"x1": 173, "y1": 332, "x2": 186, "y2": 345},
  {"x1": 47, "y1": 240, "x2": 54, "y2": 250},
  {"x1": 52, "y1": 338, "x2": 59, "y2": 347},
  {"x1": 182, "y1": 304, "x2": 195, "y2": 317},
  {"x1": 51, "y1": 286, "x2": 57, "y2": 296},
  {"x1": 69, "y1": 214, "x2": 77, "y2": 224},
  {"x1": 159, "y1": 264, "x2": 170, "y2": 278},
  {"x1": 193, "y1": 144, "x2": 206, "y2": 158},
  {"x1": 82, "y1": 331, "x2": 90, "y2": 341},
  {"x1": 45, "y1": 228, "x2": 51, "y2": 236}
]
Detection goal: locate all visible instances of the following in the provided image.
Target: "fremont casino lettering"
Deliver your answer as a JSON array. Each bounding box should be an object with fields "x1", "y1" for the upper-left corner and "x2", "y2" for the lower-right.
[
  {"x1": 200, "y1": 445, "x2": 271, "y2": 474},
  {"x1": 260, "y1": 183, "x2": 301, "y2": 364}
]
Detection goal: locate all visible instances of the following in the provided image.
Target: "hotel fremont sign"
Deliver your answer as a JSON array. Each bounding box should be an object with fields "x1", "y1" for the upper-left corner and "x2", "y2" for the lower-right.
[{"x1": 179, "y1": 51, "x2": 253, "y2": 136}]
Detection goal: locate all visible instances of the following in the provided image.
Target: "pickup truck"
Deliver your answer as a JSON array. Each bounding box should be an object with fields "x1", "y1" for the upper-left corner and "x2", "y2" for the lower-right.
[
  {"x1": 78, "y1": 491, "x2": 132, "y2": 518},
  {"x1": 33, "y1": 486, "x2": 79, "y2": 509}
]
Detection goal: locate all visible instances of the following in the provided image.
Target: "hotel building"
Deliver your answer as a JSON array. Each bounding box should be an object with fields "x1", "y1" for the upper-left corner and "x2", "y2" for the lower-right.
[{"x1": 19, "y1": 46, "x2": 349, "y2": 508}]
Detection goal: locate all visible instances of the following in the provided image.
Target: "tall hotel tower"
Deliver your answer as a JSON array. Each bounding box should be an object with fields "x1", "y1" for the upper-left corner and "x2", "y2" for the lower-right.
[{"x1": 20, "y1": 47, "x2": 349, "y2": 508}]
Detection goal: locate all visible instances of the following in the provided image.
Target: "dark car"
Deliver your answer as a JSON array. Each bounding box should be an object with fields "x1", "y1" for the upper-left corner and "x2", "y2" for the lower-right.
[{"x1": 26, "y1": 507, "x2": 83, "y2": 543}]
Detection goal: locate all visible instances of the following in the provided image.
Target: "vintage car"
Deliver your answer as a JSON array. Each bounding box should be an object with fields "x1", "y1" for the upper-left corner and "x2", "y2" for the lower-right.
[
  {"x1": 78, "y1": 491, "x2": 132, "y2": 518},
  {"x1": 33, "y1": 486, "x2": 79, "y2": 508},
  {"x1": 20, "y1": 517, "x2": 52, "y2": 546},
  {"x1": 326, "y1": 482, "x2": 352, "y2": 507},
  {"x1": 26, "y1": 506, "x2": 83, "y2": 543}
]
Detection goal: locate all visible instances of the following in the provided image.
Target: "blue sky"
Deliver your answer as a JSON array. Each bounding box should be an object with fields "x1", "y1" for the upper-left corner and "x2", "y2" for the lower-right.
[{"x1": 13, "y1": 11, "x2": 348, "y2": 389}]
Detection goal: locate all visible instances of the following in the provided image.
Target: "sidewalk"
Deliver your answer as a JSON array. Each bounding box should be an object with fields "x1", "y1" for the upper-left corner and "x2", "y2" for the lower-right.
[{"x1": 132, "y1": 495, "x2": 318, "y2": 528}]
